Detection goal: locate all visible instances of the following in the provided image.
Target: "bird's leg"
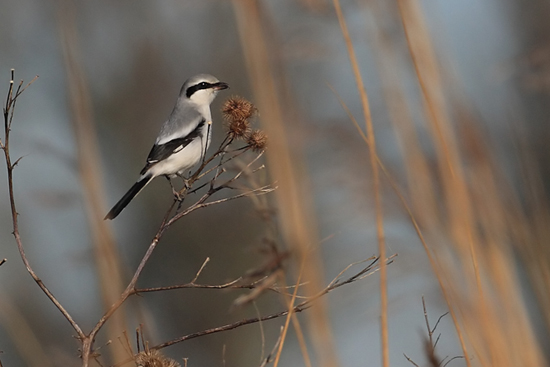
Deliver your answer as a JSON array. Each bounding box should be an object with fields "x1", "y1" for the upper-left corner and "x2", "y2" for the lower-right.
[
  {"x1": 179, "y1": 172, "x2": 191, "y2": 191},
  {"x1": 165, "y1": 176, "x2": 183, "y2": 202}
]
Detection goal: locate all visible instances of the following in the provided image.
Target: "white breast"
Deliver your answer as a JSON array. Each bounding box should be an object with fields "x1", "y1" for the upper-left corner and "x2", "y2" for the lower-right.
[{"x1": 147, "y1": 123, "x2": 211, "y2": 179}]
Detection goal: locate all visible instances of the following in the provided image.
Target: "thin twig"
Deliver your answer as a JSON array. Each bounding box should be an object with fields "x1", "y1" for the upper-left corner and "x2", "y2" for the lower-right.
[
  {"x1": 432, "y1": 312, "x2": 449, "y2": 334},
  {"x1": 434, "y1": 333, "x2": 442, "y2": 349},
  {"x1": 153, "y1": 255, "x2": 390, "y2": 350},
  {"x1": 166, "y1": 184, "x2": 276, "y2": 228},
  {"x1": 259, "y1": 327, "x2": 284, "y2": 367},
  {"x1": 254, "y1": 302, "x2": 266, "y2": 364},
  {"x1": 403, "y1": 353, "x2": 421, "y2": 367},
  {"x1": 332, "y1": 2, "x2": 388, "y2": 367},
  {"x1": 190, "y1": 257, "x2": 210, "y2": 283},
  {"x1": 260, "y1": 326, "x2": 284, "y2": 367},
  {"x1": 423, "y1": 296, "x2": 433, "y2": 346},
  {"x1": 134, "y1": 277, "x2": 244, "y2": 293},
  {"x1": 442, "y1": 356, "x2": 465, "y2": 367},
  {"x1": 111, "y1": 255, "x2": 391, "y2": 367}
]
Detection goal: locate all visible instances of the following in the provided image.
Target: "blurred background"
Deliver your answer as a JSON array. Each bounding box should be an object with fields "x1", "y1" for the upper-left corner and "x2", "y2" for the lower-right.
[{"x1": 1, "y1": 0, "x2": 550, "y2": 366}]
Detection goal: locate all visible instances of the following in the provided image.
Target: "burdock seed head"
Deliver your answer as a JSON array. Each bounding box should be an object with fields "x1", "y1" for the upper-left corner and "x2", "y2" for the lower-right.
[
  {"x1": 247, "y1": 129, "x2": 268, "y2": 152},
  {"x1": 222, "y1": 96, "x2": 257, "y2": 122},
  {"x1": 226, "y1": 117, "x2": 250, "y2": 139},
  {"x1": 135, "y1": 349, "x2": 180, "y2": 367}
]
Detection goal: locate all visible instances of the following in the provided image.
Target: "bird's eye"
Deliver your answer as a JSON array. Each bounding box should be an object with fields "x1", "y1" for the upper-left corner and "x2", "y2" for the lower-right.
[{"x1": 199, "y1": 82, "x2": 208, "y2": 87}]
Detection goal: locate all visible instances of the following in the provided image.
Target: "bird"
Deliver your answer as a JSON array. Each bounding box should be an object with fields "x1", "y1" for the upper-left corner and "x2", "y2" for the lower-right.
[{"x1": 104, "y1": 74, "x2": 229, "y2": 220}]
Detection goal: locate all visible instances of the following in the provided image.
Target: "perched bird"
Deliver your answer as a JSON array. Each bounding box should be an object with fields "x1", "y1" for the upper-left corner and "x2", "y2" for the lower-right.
[{"x1": 105, "y1": 74, "x2": 229, "y2": 220}]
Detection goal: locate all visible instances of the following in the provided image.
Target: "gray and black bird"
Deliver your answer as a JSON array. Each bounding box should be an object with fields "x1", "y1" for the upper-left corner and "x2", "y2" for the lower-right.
[{"x1": 105, "y1": 74, "x2": 229, "y2": 220}]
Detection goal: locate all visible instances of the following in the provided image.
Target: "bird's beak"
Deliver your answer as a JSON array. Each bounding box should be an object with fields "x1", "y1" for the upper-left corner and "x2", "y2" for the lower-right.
[{"x1": 213, "y1": 82, "x2": 229, "y2": 90}]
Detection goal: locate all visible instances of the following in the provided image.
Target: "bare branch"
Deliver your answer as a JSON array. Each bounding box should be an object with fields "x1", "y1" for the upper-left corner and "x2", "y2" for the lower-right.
[
  {"x1": 111, "y1": 252, "x2": 389, "y2": 367},
  {"x1": 135, "y1": 277, "x2": 244, "y2": 293},
  {"x1": 424, "y1": 337, "x2": 439, "y2": 367},
  {"x1": 151, "y1": 254, "x2": 391, "y2": 350},
  {"x1": 442, "y1": 356, "x2": 465, "y2": 367},
  {"x1": 259, "y1": 327, "x2": 284, "y2": 367},
  {"x1": 89, "y1": 117, "x2": 273, "y2": 362},
  {"x1": 254, "y1": 302, "x2": 266, "y2": 364},
  {"x1": 1, "y1": 70, "x2": 84, "y2": 339},
  {"x1": 403, "y1": 353, "x2": 421, "y2": 367},
  {"x1": 11, "y1": 155, "x2": 25, "y2": 168},
  {"x1": 166, "y1": 184, "x2": 276, "y2": 228},
  {"x1": 433, "y1": 333, "x2": 442, "y2": 349},
  {"x1": 190, "y1": 257, "x2": 210, "y2": 283},
  {"x1": 404, "y1": 298, "x2": 456, "y2": 367},
  {"x1": 153, "y1": 302, "x2": 311, "y2": 350},
  {"x1": 327, "y1": 256, "x2": 377, "y2": 288},
  {"x1": 432, "y1": 312, "x2": 449, "y2": 334},
  {"x1": 14, "y1": 75, "x2": 39, "y2": 99},
  {"x1": 423, "y1": 296, "x2": 433, "y2": 346}
]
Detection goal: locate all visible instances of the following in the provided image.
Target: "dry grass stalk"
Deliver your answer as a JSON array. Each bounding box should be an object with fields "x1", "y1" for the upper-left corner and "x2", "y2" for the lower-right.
[
  {"x1": 368, "y1": 0, "x2": 439, "y2": 228},
  {"x1": 232, "y1": 1, "x2": 339, "y2": 366},
  {"x1": 392, "y1": 1, "x2": 546, "y2": 366},
  {"x1": 331, "y1": 1, "x2": 389, "y2": 367},
  {"x1": 56, "y1": 1, "x2": 128, "y2": 364}
]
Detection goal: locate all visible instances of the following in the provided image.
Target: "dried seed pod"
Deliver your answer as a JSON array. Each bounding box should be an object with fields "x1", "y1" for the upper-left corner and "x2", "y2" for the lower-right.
[
  {"x1": 222, "y1": 96, "x2": 257, "y2": 122},
  {"x1": 227, "y1": 117, "x2": 251, "y2": 139},
  {"x1": 135, "y1": 349, "x2": 180, "y2": 367},
  {"x1": 247, "y1": 130, "x2": 268, "y2": 152}
]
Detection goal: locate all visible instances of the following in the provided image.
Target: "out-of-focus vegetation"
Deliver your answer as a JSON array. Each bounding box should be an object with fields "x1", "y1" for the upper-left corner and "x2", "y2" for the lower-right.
[{"x1": 1, "y1": 0, "x2": 550, "y2": 366}]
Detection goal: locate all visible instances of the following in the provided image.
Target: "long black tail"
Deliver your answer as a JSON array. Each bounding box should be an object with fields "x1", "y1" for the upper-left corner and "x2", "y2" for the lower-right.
[{"x1": 104, "y1": 174, "x2": 153, "y2": 220}]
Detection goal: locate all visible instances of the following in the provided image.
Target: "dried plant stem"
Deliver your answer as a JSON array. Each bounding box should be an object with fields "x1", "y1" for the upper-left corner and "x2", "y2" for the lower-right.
[
  {"x1": 331, "y1": 1, "x2": 388, "y2": 367},
  {"x1": 330, "y1": 83, "x2": 472, "y2": 367},
  {"x1": 273, "y1": 259, "x2": 306, "y2": 367},
  {"x1": 395, "y1": 1, "x2": 478, "y2": 365},
  {"x1": 232, "y1": 3, "x2": 338, "y2": 367}
]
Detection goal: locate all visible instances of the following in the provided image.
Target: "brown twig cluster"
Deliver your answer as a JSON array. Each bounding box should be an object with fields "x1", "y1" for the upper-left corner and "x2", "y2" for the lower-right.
[{"x1": 403, "y1": 297, "x2": 464, "y2": 367}]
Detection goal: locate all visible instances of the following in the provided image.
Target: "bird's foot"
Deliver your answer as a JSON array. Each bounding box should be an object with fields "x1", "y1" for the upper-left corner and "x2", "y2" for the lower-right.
[{"x1": 181, "y1": 177, "x2": 191, "y2": 191}]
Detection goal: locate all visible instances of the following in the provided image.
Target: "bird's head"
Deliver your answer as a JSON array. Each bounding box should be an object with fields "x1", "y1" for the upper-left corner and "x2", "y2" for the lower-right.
[{"x1": 182, "y1": 74, "x2": 229, "y2": 106}]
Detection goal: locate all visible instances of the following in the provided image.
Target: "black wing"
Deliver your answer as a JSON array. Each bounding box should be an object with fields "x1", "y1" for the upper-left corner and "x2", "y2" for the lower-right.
[{"x1": 140, "y1": 119, "x2": 205, "y2": 175}]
